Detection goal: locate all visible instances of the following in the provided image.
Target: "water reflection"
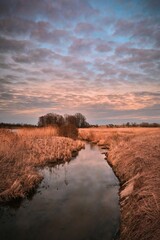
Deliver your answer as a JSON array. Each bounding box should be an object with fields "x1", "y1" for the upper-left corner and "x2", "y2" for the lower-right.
[{"x1": 0, "y1": 143, "x2": 119, "y2": 240}]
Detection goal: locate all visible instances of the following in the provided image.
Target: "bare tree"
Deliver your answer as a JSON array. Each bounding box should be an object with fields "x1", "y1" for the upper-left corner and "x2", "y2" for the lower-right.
[
  {"x1": 64, "y1": 114, "x2": 77, "y2": 126},
  {"x1": 75, "y1": 113, "x2": 89, "y2": 128},
  {"x1": 38, "y1": 113, "x2": 64, "y2": 127},
  {"x1": 38, "y1": 112, "x2": 89, "y2": 133}
]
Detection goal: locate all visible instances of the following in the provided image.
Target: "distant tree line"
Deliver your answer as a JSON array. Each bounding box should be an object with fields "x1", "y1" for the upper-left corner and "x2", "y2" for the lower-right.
[
  {"x1": 38, "y1": 112, "x2": 89, "y2": 128},
  {"x1": 1, "y1": 120, "x2": 159, "y2": 131},
  {"x1": 0, "y1": 123, "x2": 36, "y2": 129},
  {"x1": 120, "y1": 122, "x2": 160, "y2": 128},
  {"x1": 90, "y1": 122, "x2": 160, "y2": 128},
  {"x1": 124, "y1": 122, "x2": 160, "y2": 128}
]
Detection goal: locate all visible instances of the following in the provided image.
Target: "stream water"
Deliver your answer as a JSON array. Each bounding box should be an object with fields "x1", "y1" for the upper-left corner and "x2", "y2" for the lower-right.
[{"x1": 0, "y1": 143, "x2": 119, "y2": 240}]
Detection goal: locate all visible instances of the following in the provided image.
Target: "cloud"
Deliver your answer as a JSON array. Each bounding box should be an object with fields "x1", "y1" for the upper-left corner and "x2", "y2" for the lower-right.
[
  {"x1": 60, "y1": 55, "x2": 91, "y2": 73},
  {"x1": 114, "y1": 19, "x2": 136, "y2": 36},
  {"x1": 0, "y1": 36, "x2": 32, "y2": 53},
  {"x1": 102, "y1": 16, "x2": 115, "y2": 25},
  {"x1": 116, "y1": 47, "x2": 160, "y2": 63},
  {"x1": 69, "y1": 38, "x2": 93, "y2": 55},
  {"x1": 107, "y1": 92, "x2": 160, "y2": 110},
  {"x1": 95, "y1": 43, "x2": 112, "y2": 52},
  {"x1": 31, "y1": 28, "x2": 71, "y2": 45},
  {"x1": 144, "y1": 0, "x2": 160, "y2": 12},
  {"x1": 75, "y1": 22, "x2": 100, "y2": 34},
  {"x1": 0, "y1": 17, "x2": 35, "y2": 36},
  {"x1": 12, "y1": 48, "x2": 60, "y2": 63},
  {"x1": 0, "y1": 0, "x2": 97, "y2": 21},
  {"x1": 114, "y1": 17, "x2": 160, "y2": 46},
  {"x1": 0, "y1": 0, "x2": 159, "y2": 124},
  {"x1": 132, "y1": 17, "x2": 160, "y2": 46},
  {"x1": 1, "y1": 71, "x2": 159, "y2": 114},
  {"x1": 1, "y1": 72, "x2": 160, "y2": 123}
]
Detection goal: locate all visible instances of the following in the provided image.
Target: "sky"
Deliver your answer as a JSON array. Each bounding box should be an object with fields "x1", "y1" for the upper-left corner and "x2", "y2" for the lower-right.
[{"x1": 0, "y1": 0, "x2": 160, "y2": 125}]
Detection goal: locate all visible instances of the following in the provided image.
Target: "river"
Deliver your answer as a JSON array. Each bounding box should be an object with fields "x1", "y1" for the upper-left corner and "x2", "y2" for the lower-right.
[{"x1": 0, "y1": 142, "x2": 119, "y2": 240}]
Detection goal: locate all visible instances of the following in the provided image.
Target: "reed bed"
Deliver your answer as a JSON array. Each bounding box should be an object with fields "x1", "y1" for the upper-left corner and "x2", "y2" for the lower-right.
[
  {"x1": 79, "y1": 127, "x2": 160, "y2": 240},
  {"x1": 0, "y1": 128, "x2": 84, "y2": 202}
]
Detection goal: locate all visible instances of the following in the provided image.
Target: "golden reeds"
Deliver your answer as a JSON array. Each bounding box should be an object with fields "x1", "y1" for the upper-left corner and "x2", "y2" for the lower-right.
[{"x1": 0, "y1": 128, "x2": 84, "y2": 202}]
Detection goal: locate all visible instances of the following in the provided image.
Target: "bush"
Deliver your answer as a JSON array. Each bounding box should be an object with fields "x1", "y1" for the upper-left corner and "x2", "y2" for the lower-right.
[{"x1": 58, "y1": 124, "x2": 78, "y2": 139}]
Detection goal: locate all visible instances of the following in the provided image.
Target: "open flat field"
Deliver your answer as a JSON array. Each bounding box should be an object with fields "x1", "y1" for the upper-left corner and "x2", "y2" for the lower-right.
[
  {"x1": 80, "y1": 127, "x2": 160, "y2": 240},
  {"x1": 0, "y1": 127, "x2": 84, "y2": 202}
]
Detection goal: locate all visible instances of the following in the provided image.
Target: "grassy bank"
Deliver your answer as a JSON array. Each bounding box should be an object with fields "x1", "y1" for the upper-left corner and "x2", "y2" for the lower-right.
[
  {"x1": 79, "y1": 128, "x2": 160, "y2": 240},
  {"x1": 0, "y1": 127, "x2": 84, "y2": 202}
]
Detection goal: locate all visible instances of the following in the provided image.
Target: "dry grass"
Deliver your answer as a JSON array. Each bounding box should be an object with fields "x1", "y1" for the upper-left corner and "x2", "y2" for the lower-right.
[
  {"x1": 79, "y1": 127, "x2": 160, "y2": 240},
  {"x1": 0, "y1": 127, "x2": 84, "y2": 202},
  {"x1": 18, "y1": 126, "x2": 58, "y2": 138}
]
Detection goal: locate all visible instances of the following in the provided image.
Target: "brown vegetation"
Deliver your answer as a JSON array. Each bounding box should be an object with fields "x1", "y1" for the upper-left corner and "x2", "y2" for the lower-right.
[
  {"x1": 79, "y1": 127, "x2": 160, "y2": 240},
  {"x1": 58, "y1": 123, "x2": 78, "y2": 139},
  {"x1": 0, "y1": 127, "x2": 84, "y2": 202}
]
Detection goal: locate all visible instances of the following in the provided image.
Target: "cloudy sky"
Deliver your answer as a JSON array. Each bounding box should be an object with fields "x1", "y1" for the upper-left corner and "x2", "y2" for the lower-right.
[{"x1": 0, "y1": 0, "x2": 160, "y2": 124}]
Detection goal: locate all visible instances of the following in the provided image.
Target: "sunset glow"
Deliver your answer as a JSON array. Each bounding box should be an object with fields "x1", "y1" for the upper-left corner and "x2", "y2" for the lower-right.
[{"x1": 0, "y1": 0, "x2": 160, "y2": 124}]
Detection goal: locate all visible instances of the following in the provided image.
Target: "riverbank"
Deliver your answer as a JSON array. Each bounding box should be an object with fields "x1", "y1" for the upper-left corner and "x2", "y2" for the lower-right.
[
  {"x1": 79, "y1": 128, "x2": 160, "y2": 240},
  {"x1": 0, "y1": 128, "x2": 84, "y2": 203}
]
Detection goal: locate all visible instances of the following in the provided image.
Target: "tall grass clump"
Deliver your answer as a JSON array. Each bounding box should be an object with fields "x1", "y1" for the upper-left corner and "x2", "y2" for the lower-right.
[
  {"x1": 58, "y1": 123, "x2": 78, "y2": 139},
  {"x1": 0, "y1": 128, "x2": 84, "y2": 202}
]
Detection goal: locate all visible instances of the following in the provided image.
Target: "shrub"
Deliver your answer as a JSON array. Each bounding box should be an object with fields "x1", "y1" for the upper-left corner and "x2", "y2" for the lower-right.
[{"x1": 58, "y1": 124, "x2": 78, "y2": 139}]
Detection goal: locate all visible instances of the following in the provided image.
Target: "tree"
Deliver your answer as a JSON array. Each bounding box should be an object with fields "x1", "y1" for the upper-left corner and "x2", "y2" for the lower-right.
[
  {"x1": 75, "y1": 113, "x2": 89, "y2": 128},
  {"x1": 38, "y1": 113, "x2": 64, "y2": 127},
  {"x1": 38, "y1": 112, "x2": 89, "y2": 129},
  {"x1": 38, "y1": 116, "x2": 45, "y2": 127},
  {"x1": 140, "y1": 122, "x2": 149, "y2": 127},
  {"x1": 64, "y1": 114, "x2": 77, "y2": 126},
  {"x1": 126, "y1": 122, "x2": 130, "y2": 127}
]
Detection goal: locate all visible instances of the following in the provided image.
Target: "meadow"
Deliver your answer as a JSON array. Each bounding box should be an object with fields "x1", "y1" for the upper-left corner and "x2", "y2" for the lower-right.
[
  {"x1": 0, "y1": 127, "x2": 84, "y2": 202},
  {"x1": 79, "y1": 127, "x2": 160, "y2": 240}
]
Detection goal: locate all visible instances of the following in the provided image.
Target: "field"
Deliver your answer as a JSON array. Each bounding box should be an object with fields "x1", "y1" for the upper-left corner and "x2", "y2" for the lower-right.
[
  {"x1": 0, "y1": 127, "x2": 84, "y2": 202},
  {"x1": 0, "y1": 127, "x2": 160, "y2": 240},
  {"x1": 79, "y1": 127, "x2": 160, "y2": 240}
]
